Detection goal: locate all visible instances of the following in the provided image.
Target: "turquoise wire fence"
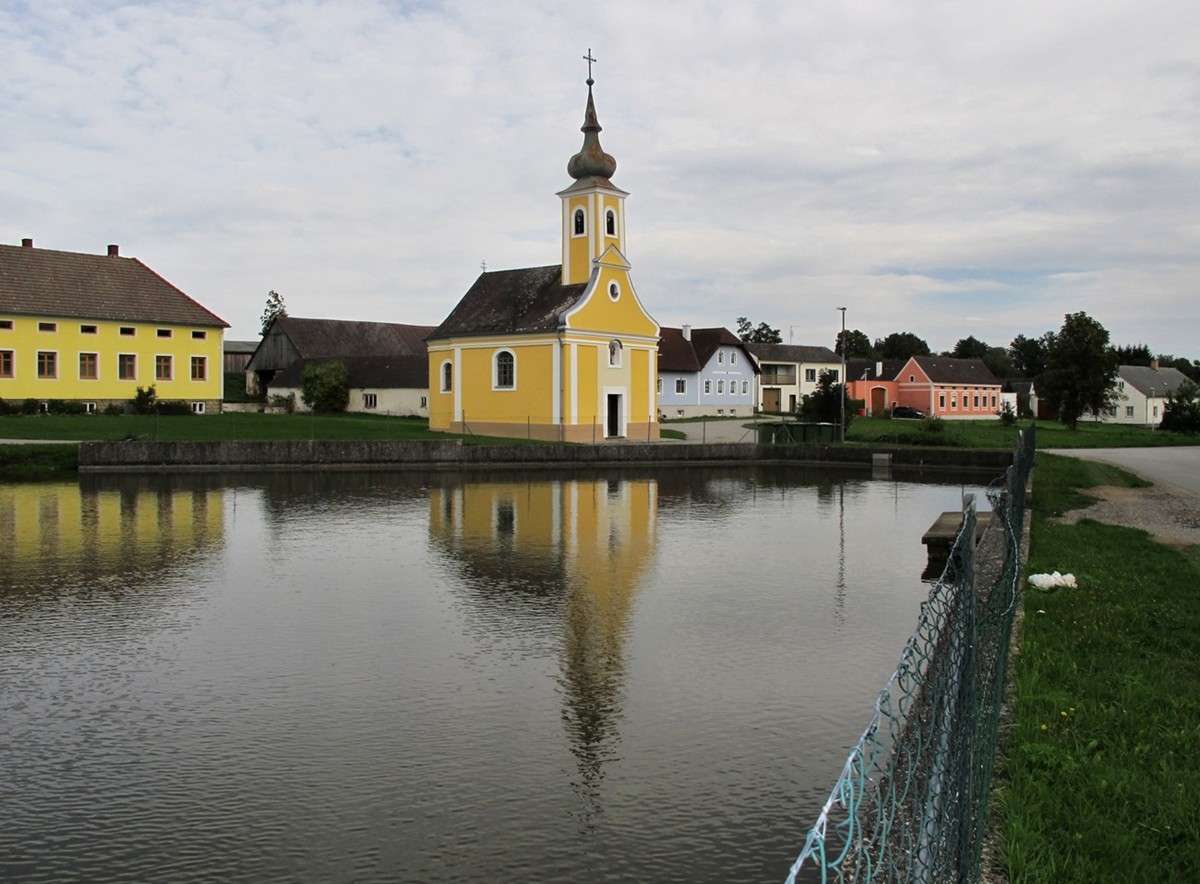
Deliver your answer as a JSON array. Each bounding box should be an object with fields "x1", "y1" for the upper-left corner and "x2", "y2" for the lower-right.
[{"x1": 786, "y1": 424, "x2": 1036, "y2": 884}]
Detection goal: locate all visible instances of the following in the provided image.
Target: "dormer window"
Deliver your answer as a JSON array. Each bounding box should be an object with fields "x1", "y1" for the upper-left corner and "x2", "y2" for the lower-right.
[
  {"x1": 573, "y1": 208, "x2": 585, "y2": 237},
  {"x1": 605, "y1": 209, "x2": 616, "y2": 236}
]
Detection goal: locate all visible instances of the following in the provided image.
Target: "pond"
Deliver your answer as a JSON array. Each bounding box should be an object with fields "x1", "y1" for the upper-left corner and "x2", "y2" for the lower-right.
[{"x1": 0, "y1": 465, "x2": 992, "y2": 883}]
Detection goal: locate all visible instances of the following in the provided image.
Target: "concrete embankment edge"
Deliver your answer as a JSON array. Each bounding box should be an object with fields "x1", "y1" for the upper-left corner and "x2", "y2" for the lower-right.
[{"x1": 78, "y1": 440, "x2": 1011, "y2": 472}]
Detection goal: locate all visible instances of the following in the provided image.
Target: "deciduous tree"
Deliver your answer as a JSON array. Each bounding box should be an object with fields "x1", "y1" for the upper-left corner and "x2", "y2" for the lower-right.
[
  {"x1": 1008, "y1": 333, "x2": 1052, "y2": 378},
  {"x1": 735, "y1": 316, "x2": 782, "y2": 344},
  {"x1": 260, "y1": 289, "x2": 288, "y2": 336},
  {"x1": 301, "y1": 361, "x2": 349, "y2": 413},
  {"x1": 1037, "y1": 312, "x2": 1119, "y2": 430},
  {"x1": 835, "y1": 328, "x2": 874, "y2": 358},
  {"x1": 951, "y1": 336, "x2": 990, "y2": 359},
  {"x1": 874, "y1": 331, "x2": 931, "y2": 360}
]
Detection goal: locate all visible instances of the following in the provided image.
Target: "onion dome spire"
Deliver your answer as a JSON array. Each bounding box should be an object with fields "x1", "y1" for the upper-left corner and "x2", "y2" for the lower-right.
[{"x1": 567, "y1": 51, "x2": 617, "y2": 182}]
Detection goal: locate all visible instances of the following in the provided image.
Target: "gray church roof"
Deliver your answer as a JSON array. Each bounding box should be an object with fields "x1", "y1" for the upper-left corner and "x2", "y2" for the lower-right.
[{"x1": 429, "y1": 265, "x2": 587, "y2": 339}]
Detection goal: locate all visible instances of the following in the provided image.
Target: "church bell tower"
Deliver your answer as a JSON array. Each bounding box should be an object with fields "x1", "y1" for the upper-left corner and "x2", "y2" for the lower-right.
[{"x1": 559, "y1": 51, "x2": 629, "y2": 287}]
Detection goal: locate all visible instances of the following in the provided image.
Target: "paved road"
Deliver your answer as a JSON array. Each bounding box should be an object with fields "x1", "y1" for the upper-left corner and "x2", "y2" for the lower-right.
[{"x1": 1045, "y1": 446, "x2": 1200, "y2": 497}]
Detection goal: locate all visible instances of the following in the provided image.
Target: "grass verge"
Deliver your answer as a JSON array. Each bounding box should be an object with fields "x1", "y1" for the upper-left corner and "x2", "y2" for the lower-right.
[
  {"x1": 0, "y1": 444, "x2": 79, "y2": 480},
  {"x1": 847, "y1": 416, "x2": 1199, "y2": 449},
  {"x1": 997, "y1": 453, "x2": 1200, "y2": 882}
]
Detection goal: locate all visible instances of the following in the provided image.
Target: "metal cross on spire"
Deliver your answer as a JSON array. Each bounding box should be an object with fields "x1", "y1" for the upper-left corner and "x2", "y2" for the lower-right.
[{"x1": 583, "y1": 49, "x2": 596, "y2": 84}]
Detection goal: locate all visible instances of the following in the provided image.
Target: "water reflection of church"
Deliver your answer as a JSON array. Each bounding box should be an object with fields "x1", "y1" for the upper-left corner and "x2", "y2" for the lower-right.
[{"x1": 428, "y1": 476, "x2": 658, "y2": 814}]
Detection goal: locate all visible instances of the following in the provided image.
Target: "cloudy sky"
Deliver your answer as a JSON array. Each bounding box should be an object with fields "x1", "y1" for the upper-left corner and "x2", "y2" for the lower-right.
[{"x1": 3, "y1": 0, "x2": 1198, "y2": 357}]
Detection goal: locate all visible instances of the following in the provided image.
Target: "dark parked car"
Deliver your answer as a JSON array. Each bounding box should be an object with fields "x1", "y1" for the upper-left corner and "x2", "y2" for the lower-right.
[{"x1": 891, "y1": 405, "x2": 926, "y2": 419}]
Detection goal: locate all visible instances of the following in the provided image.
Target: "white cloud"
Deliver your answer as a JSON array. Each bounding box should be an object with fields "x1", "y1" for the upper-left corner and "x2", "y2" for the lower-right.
[{"x1": 2, "y1": 0, "x2": 1197, "y2": 358}]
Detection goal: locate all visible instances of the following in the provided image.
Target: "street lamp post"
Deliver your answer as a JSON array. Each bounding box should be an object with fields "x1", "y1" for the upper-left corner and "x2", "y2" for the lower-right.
[{"x1": 837, "y1": 307, "x2": 847, "y2": 442}]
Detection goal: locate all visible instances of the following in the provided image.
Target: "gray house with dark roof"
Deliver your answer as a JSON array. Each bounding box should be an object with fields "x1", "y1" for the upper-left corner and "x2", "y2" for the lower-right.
[
  {"x1": 745, "y1": 343, "x2": 841, "y2": 413},
  {"x1": 658, "y1": 326, "x2": 758, "y2": 418}
]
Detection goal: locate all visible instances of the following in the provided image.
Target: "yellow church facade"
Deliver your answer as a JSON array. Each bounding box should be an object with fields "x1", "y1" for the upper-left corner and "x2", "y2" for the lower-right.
[{"x1": 427, "y1": 69, "x2": 659, "y2": 442}]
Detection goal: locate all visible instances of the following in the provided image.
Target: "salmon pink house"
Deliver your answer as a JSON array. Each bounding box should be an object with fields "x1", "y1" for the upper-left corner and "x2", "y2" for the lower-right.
[{"x1": 849, "y1": 355, "x2": 1001, "y2": 419}]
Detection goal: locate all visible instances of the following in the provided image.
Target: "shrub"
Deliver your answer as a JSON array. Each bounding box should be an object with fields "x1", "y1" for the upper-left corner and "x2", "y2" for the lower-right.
[
  {"x1": 155, "y1": 400, "x2": 193, "y2": 416},
  {"x1": 22, "y1": 398, "x2": 40, "y2": 415},
  {"x1": 131, "y1": 385, "x2": 158, "y2": 414},
  {"x1": 1161, "y1": 381, "x2": 1200, "y2": 434},
  {"x1": 268, "y1": 392, "x2": 296, "y2": 413},
  {"x1": 998, "y1": 401, "x2": 1017, "y2": 426},
  {"x1": 301, "y1": 361, "x2": 349, "y2": 413},
  {"x1": 103, "y1": 402, "x2": 125, "y2": 416}
]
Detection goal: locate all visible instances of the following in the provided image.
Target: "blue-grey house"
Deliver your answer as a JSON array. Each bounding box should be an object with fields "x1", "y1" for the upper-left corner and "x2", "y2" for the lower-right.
[{"x1": 657, "y1": 326, "x2": 759, "y2": 418}]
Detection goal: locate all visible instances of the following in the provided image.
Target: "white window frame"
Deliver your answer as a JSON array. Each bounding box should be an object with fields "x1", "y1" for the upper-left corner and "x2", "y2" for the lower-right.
[
  {"x1": 440, "y1": 360, "x2": 453, "y2": 392},
  {"x1": 573, "y1": 207, "x2": 586, "y2": 237},
  {"x1": 717, "y1": 379, "x2": 725, "y2": 394},
  {"x1": 37, "y1": 350, "x2": 58, "y2": 379},
  {"x1": 493, "y1": 349, "x2": 516, "y2": 390},
  {"x1": 605, "y1": 208, "x2": 616, "y2": 237},
  {"x1": 675, "y1": 378, "x2": 686, "y2": 395},
  {"x1": 704, "y1": 379, "x2": 712, "y2": 395},
  {"x1": 190, "y1": 355, "x2": 207, "y2": 381},
  {"x1": 155, "y1": 354, "x2": 173, "y2": 381}
]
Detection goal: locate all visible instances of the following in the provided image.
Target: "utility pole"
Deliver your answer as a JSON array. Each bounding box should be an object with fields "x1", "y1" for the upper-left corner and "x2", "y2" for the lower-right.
[{"x1": 838, "y1": 307, "x2": 847, "y2": 442}]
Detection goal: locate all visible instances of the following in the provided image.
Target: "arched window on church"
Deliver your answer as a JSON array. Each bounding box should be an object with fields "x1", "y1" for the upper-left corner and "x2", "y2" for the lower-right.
[
  {"x1": 573, "y1": 208, "x2": 585, "y2": 236},
  {"x1": 441, "y1": 361, "x2": 453, "y2": 392},
  {"x1": 608, "y1": 339, "x2": 622, "y2": 367},
  {"x1": 605, "y1": 209, "x2": 616, "y2": 236},
  {"x1": 494, "y1": 350, "x2": 515, "y2": 389}
]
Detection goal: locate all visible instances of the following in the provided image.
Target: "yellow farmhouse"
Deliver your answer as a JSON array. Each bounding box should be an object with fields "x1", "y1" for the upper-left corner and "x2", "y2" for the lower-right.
[
  {"x1": 0, "y1": 239, "x2": 228, "y2": 412},
  {"x1": 426, "y1": 70, "x2": 660, "y2": 442}
]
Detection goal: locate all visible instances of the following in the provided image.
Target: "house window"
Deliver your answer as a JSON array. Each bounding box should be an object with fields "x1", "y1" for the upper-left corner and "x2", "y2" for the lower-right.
[
  {"x1": 191, "y1": 402, "x2": 206, "y2": 414},
  {"x1": 718, "y1": 352, "x2": 724, "y2": 364},
  {"x1": 0, "y1": 319, "x2": 12, "y2": 330},
  {"x1": 192, "y1": 330, "x2": 207, "y2": 340},
  {"x1": 83, "y1": 402, "x2": 96, "y2": 414},
  {"x1": 363, "y1": 393, "x2": 378, "y2": 409},
  {"x1": 157, "y1": 329, "x2": 172, "y2": 338},
  {"x1": 991, "y1": 395, "x2": 997, "y2": 409},
  {"x1": 441, "y1": 361, "x2": 452, "y2": 392},
  {"x1": 79, "y1": 352, "x2": 98, "y2": 379},
  {"x1": 1125, "y1": 406, "x2": 1134, "y2": 418},
  {"x1": 156, "y1": 355, "x2": 173, "y2": 381},
  {"x1": 939, "y1": 394, "x2": 946, "y2": 409},
  {"x1": 717, "y1": 408, "x2": 724, "y2": 416},
  {"x1": 39, "y1": 321, "x2": 57, "y2": 332},
  {"x1": 120, "y1": 327, "x2": 135, "y2": 336},
  {"x1": 494, "y1": 350, "x2": 515, "y2": 389},
  {"x1": 704, "y1": 379, "x2": 712, "y2": 395},
  {"x1": 605, "y1": 209, "x2": 616, "y2": 236},
  {"x1": 0, "y1": 349, "x2": 13, "y2": 377},
  {"x1": 909, "y1": 375, "x2": 915, "y2": 382},
  {"x1": 190, "y1": 356, "x2": 207, "y2": 381},
  {"x1": 951, "y1": 394, "x2": 957, "y2": 410},
  {"x1": 80, "y1": 324, "x2": 98, "y2": 335},
  {"x1": 828, "y1": 369, "x2": 839, "y2": 383},
  {"x1": 420, "y1": 396, "x2": 428, "y2": 408},
  {"x1": 608, "y1": 340, "x2": 622, "y2": 367},
  {"x1": 1153, "y1": 405, "x2": 1159, "y2": 418},
  {"x1": 742, "y1": 380, "x2": 749, "y2": 394},
  {"x1": 608, "y1": 282, "x2": 620, "y2": 301},
  {"x1": 973, "y1": 394, "x2": 980, "y2": 408},
  {"x1": 730, "y1": 352, "x2": 737, "y2": 365},
  {"x1": 37, "y1": 351, "x2": 57, "y2": 378},
  {"x1": 676, "y1": 409, "x2": 684, "y2": 417},
  {"x1": 717, "y1": 379, "x2": 725, "y2": 394},
  {"x1": 119, "y1": 354, "x2": 137, "y2": 380},
  {"x1": 656, "y1": 378, "x2": 662, "y2": 394},
  {"x1": 805, "y1": 368, "x2": 816, "y2": 382},
  {"x1": 675, "y1": 378, "x2": 686, "y2": 394},
  {"x1": 573, "y1": 208, "x2": 585, "y2": 236}
]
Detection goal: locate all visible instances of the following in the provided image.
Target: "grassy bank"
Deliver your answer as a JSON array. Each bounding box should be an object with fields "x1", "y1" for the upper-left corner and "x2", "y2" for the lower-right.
[
  {"x1": 0, "y1": 413, "x2": 546, "y2": 445},
  {"x1": 0, "y1": 444, "x2": 79, "y2": 479},
  {"x1": 847, "y1": 416, "x2": 1199, "y2": 449},
  {"x1": 997, "y1": 453, "x2": 1200, "y2": 882}
]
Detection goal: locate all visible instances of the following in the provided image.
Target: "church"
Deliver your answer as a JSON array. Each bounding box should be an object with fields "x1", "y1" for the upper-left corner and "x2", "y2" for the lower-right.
[{"x1": 426, "y1": 60, "x2": 660, "y2": 442}]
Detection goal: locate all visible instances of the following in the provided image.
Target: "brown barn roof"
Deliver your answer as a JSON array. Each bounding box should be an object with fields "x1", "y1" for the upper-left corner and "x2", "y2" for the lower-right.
[
  {"x1": 429, "y1": 265, "x2": 587, "y2": 339},
  {"x1": 0, "y1": 242, "x2": 228, "y2": 327},
  {"x1": 267, "y1": 316, "x2": 435, "y2": 357}
]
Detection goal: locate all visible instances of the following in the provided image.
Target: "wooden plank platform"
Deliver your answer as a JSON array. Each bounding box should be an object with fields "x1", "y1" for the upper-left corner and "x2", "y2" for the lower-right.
[{"x1": 922, "y1": 511, "x2": 992, "y2": 550}]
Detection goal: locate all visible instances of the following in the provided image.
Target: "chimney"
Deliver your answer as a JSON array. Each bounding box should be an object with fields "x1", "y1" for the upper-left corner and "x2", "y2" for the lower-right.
[
  {"x1": 1151, "y1": 358, "x2": 1159, "y2": 370},
  {"x1": 682, "y1": 324, "x2": 692, "y2": 341},
  {"x1": 107, "y1": 244, "x2": 119, "y2": 257},
  {"x1": 21, "y1": 238, "x2": 32, "y2": 248}
]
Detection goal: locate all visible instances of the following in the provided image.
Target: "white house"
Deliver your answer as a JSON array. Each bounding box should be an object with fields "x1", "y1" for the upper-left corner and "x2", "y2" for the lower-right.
[
  {"x1": 746, "y1": 344, "x2": 841, "y2": 413},
  {"x1": 1102, "y1": 363, "x2": 1190, "y2": 426}
]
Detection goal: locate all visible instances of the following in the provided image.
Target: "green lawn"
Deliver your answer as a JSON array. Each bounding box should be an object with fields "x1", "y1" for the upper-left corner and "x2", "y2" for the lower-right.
[
  {"x1": 996, "y1": 453, "x2": 1200, "y2": 882},
  {"x1": 0, "y1": 412, "x2": 543, "y2": 444},
  {"x1": 846, "y1": 415, "x2": 1199, "y2": 449}
]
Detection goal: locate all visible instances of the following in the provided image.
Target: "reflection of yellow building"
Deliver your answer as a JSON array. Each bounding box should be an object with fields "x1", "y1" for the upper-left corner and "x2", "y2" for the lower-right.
[
  {"x1": 0, "y1": 480, "x2": 224, "y2": 587},
  {"x1": 429, "y1": 476, "x2": 658, "y2": 805}
]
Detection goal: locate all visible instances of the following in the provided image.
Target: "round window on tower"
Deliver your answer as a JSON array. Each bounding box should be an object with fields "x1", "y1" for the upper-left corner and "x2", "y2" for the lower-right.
[{"x1": 608, "y1": 282, "x2": 620, "y2": 301}]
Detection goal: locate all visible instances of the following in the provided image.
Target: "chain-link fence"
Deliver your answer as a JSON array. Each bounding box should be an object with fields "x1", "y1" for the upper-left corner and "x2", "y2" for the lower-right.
[{"x1": 786, "y1": 424, "x2": 1035, "y2": 884}]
